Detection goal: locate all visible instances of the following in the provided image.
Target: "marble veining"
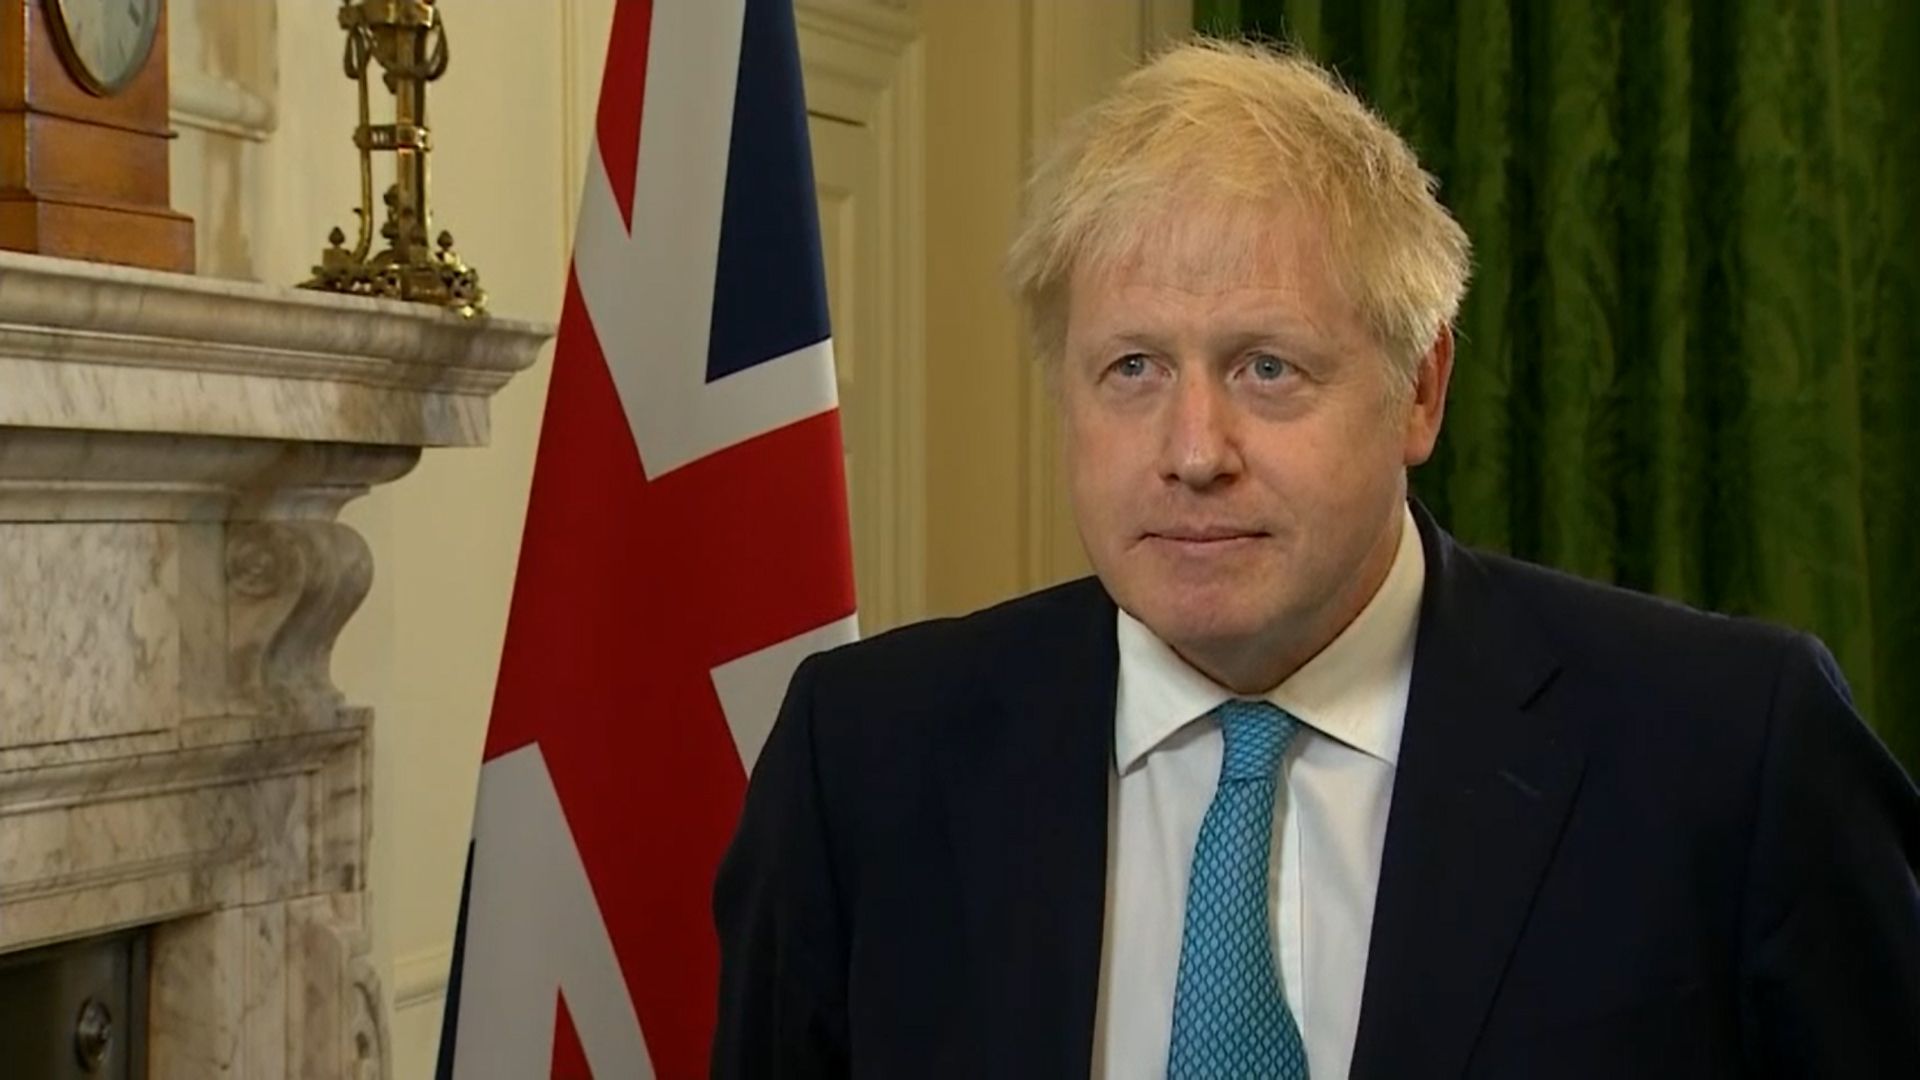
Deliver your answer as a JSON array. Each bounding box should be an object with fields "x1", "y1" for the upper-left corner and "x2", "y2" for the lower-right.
[
  {"x1": 0, "y1": 250, "x2": 548, "y2": 377},
  {"x1": 0, "y1": 254, "x2": 550, "y2": 1079},
  {"x1": 0, "y1": 523, "x2": 181, "y2": 747},
  {"x1": 0, "y1": 355, "x2": 491, "y2": 448}
]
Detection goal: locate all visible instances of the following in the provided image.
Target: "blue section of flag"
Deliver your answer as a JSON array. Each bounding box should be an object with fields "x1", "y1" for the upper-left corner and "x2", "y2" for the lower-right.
[
  {"x1": 434, "y1": 843, "x2": 476, "y2": 1080},
  {"x1": 706, "y1": 0, "x2": 832, "y2": 383}
]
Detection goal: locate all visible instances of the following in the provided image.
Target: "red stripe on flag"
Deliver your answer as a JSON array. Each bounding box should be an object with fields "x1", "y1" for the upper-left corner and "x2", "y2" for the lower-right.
[
  {"x1": 551, "y1": 995, "x2": 591, "y2": 1079},
  {"x1": 487, "y1": 273, "x2": 855, "y2": 1076},
  {"x1": 595, "y1": 0, "x2": 655, "y2": 230},
  {"x1": 650, "y1": 410, "x2": 857, "y2": 669}
]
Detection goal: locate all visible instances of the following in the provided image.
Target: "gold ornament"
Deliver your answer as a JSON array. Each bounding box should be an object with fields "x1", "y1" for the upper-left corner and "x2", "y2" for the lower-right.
[{"x1": 303, "y1": 0, "x2": 484, "y2": 317}]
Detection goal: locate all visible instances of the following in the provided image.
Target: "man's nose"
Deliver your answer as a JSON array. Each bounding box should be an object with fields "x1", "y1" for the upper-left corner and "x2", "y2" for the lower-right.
[{"x1": 1160, "y1": 372, "x2": 1242, "y2": 489}]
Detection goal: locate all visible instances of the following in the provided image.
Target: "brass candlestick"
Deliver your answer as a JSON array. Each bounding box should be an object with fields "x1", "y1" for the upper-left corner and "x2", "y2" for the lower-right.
[{"x1": 302, "y1": 0, "x2": 485, "y2": 316}]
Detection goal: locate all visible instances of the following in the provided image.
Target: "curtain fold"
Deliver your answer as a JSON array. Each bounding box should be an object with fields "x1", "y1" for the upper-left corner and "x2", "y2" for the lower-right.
[{"x1": 1195, "y1": 0, "x2": 1920, "y2": 769}]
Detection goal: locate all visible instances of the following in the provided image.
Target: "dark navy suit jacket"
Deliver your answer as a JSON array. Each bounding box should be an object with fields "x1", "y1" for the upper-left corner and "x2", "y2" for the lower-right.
[{"x1": 713, "y1": 506, "x2": 1920, "y2": 1077}]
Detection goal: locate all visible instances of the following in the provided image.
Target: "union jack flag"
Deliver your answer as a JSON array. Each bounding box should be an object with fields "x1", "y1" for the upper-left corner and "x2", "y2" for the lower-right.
[{"x1": 437, "y1": 1, "x2": 858, "y2": 1075}]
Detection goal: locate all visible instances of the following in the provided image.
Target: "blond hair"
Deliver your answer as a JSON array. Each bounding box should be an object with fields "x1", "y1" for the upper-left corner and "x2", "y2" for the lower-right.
[{"x1": 1007, "y1": 39, "x2": 1471, "y2": 386}]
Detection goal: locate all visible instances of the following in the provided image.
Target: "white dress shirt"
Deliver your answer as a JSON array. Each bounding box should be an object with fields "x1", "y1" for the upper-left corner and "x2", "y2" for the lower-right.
[{"x1": 1093, "y1": 505, "x2": 1426, "y2": 1079}]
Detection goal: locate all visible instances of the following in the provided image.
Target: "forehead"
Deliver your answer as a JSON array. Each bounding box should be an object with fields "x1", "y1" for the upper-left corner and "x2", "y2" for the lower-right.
[{"x1": 1065, "y1": 197, "x2": 1356, "y2": 333}]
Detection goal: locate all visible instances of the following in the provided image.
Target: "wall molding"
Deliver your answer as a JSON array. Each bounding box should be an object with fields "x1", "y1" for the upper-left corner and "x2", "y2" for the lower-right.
[
  {"x1": 798, "y1": 0, "x2": 920, "y2": 48},
  {"x1": 1144, "y1": 0, "x2": 1196, "y2": 49},
  {"x1": 1017, "y1": 0, "x2": 1189, "y2": 591},
  {"x1": 797, "y1": 0, "x2": 927, "y2": 631},
  {"x1": 172, "y1": 69, "x2": 277, "y2": 141},
  {"x1": 394, "y1": 942, "x2": 454, "y2": 1011}
]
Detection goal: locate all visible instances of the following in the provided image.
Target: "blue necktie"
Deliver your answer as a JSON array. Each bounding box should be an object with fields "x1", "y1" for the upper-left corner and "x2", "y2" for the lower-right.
[{"x1": 1166, "y1": 700, "x2": 1309, "y2": 1079}]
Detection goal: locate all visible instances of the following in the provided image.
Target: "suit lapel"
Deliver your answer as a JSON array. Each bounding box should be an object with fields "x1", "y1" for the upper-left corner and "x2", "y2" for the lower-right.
[
  {"x1": 942, "y1": 580, "x2": 1116, "y2": 1076},
  {"x1": 1350, "y1": 507, "x2": 1586, "y2": 1079}
]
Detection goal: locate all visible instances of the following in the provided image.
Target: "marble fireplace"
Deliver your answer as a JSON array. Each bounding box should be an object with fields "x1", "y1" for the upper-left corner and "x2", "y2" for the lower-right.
[{"x1": 0, "y1": 252, "x2": 548, "y2": 1077}]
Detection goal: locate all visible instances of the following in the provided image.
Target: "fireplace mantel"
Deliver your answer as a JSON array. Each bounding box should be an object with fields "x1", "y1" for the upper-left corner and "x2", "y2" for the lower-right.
[{"x1": 0, "y1": 251, "x2": 550, "y2": 1077}]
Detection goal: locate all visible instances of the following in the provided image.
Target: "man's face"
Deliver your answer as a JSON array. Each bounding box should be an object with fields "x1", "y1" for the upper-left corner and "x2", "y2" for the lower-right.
[{"x1": 1059, "y1": 204, "x2": 1450, "y2": 691}]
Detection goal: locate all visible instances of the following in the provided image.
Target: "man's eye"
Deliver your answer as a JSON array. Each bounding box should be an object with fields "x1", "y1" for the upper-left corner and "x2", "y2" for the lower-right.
[
  {"x1": 1111, "y1": 354, "x2": 1151, "y2": 378},
  {"x1": 1247, "y1": 354, "x2": 1293, "y2": 381}
]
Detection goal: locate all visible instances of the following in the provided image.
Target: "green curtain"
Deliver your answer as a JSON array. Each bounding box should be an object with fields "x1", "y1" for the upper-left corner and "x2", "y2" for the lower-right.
[{"x1": 1195, "y1": 0, "x2": 1920, "y2": 771}]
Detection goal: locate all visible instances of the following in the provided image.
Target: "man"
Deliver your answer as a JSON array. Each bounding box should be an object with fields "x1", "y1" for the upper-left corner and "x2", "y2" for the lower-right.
[{"x1": 713, "y1": 41, "x2": 1920, "y2": 1078}]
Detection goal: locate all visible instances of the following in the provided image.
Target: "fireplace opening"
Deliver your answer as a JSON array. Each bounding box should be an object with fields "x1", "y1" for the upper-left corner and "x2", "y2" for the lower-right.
[{"x1": 0, "y1": 928, "x2": 149, "y2": 1078}]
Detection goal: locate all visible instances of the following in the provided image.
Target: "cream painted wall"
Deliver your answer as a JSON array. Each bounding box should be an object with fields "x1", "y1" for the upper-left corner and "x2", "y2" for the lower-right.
[
  {"x1": 924, "y1": 0, "x2": 1191, "y2": 613},
  {"x1": 166, "y1": 1, "x2": 1188, "y2": 1073}
]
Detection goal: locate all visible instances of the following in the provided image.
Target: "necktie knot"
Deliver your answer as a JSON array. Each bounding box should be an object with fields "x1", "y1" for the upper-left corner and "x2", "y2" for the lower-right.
[{"x1": 1216, "y1": 700, "x2": 1302, "y2": 782}]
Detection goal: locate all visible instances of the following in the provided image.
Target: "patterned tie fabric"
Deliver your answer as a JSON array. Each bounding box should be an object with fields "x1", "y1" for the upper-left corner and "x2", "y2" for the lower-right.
[{"x1": 1166, "y1": 700, "x2": 1309, "y2": 1079}]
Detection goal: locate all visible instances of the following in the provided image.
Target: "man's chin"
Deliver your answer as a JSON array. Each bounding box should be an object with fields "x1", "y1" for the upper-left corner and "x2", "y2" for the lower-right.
[{"x1": 1128, "y1": 596, "x2": 1271, "y2": 658}]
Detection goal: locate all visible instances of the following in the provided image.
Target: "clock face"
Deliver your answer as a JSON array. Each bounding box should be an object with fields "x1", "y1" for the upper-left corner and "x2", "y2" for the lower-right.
[{"x1": 47, "y1": 0, "x2": 161, "y2": 96}]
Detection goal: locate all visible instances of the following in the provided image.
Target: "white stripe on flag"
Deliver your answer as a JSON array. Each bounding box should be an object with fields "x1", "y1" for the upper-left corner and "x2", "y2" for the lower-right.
[
  {"x1": 452, "y1": 745, "x2": 652, "y2": 1078},
  {"x1": 574, "y1": 0, "x2": 839, "y2": 480},
  {"x1": 712, "y1": 612, "x2": 860, "y2": 769}
]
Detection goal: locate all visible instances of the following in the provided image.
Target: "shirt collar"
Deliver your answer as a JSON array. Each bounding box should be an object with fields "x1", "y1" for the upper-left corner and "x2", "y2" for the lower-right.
[{"x1": 1113, "y1": 503, "x2": 1426, "y2": 773}]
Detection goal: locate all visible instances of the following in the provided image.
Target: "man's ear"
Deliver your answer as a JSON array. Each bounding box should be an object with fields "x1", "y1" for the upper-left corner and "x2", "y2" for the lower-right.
[{"x1": 1403, "y1": 325, "x2": 1454, "y2": 467}]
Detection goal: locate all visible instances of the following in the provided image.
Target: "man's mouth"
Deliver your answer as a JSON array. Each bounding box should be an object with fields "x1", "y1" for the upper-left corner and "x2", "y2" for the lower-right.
[{"x1": 1145, "y1": 527, "x2": 1267, "y2": 544}]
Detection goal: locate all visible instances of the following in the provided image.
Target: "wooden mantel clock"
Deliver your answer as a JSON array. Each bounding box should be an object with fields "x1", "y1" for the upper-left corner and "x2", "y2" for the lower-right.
[{"x1": 0, "y1": 0, "x2": 195, "y2": 272}]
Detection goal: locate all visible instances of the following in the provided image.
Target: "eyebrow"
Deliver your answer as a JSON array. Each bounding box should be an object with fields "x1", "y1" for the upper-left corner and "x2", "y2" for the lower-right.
[{"x1": 1089, "y1": 323, "x2": 1333, "y2": 360}]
